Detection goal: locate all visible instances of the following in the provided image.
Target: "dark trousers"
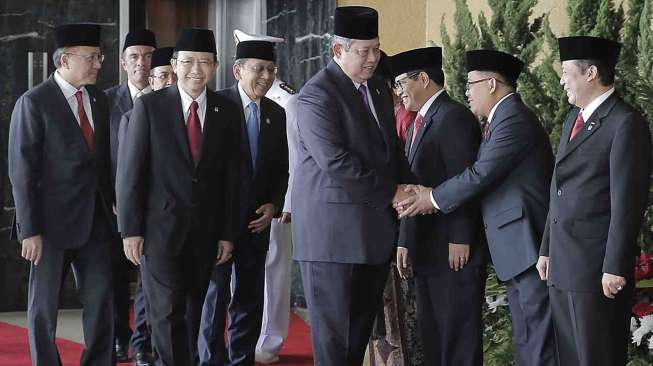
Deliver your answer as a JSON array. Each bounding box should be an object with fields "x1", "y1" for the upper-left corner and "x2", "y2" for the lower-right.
[
  {"x1": 549, "y1": 285, "x2": 631, "y2": 366},
  {"x1": 130, "y1": 268, "x2": 152, "y2": 353},
  {"x1": 28, "y1": 211, "x2": 114, "y2": 366},
  {"x1": 415, "y1": 265, "x2": 486, "y2": 366},
  {"x1": 141, "y1": 234, "x2": 217, "y2": 366},
  {"x1": 198, "y1": 240, "x2": 268, "y2": 366},
  {"x1": 504, "y1": 266, "x2": 557, "y2": 366},
  {"x1": 110, "y1": 239, "x2": 133, "y2": 348},
  {"x1": 299, "y1": 260, "x2": 390, "y2": 366}
]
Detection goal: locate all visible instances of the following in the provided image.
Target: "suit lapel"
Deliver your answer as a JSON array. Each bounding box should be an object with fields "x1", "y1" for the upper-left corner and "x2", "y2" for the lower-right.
[
  {"x1": 168, "y1": 85, "x2": 193, "y2": 168},
  {"x1": 46, "y1": 77, "x2": 93, "y2": 155},
  {"x1": 367, "y1": 78, "x2": 390, "y2": 160},
  {"x1": 256, "y1": 99, "x2": 273, "y2": 174},
  {"x1": 197, "y1": 91, "x2": 220, "y2": 168},
  {"x1": 554, "y1": 109, "x2": 577, "y2": 163},
  {"x1": 116, "y1": 83, "x2": 133, "y2": 115},
  {"x1": 408, "y1": 92, "x2": 446, "y2": 164},
  {"x1": 229, "y1": 85, "x2": 255, "y2": 175}
]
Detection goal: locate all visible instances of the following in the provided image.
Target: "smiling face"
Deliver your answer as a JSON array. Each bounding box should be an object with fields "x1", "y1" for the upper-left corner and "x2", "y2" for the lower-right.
[
  {"x1": 560, "y1": 60, "x2": 593, "y2": 108},
  {"x1": 394, "y1": 72, "x2": 427, "y2": 112},
  {"x1": 465, "y1": 70, "x2": 496, "y2": 119},
  {"x1": 333, "y1": 38, "x2": 381, "y2": 83},
  {"x1": 233, "y1": 58, "x2": 276, "y2": 101},
  {"x1": 172, "y1": 51, "x2": 217, "y2": 98}
]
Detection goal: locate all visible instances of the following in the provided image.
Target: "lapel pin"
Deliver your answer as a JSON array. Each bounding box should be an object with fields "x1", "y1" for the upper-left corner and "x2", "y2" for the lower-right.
[
  {"x1": 92, "y1": 97, "x2": 96, "y2": 103},
  {"x1": 375, "y1": 88, "x2": 380, "y2": 95},
  {"x1": 265, "y1": 118, "x2": 271, "y2": 125},
  {"x1": 587, "y1": 121, "x2": 597, "y2": 131},
  {"x1": 213, "y1": 107, "x2": 219, "y2": 112}
]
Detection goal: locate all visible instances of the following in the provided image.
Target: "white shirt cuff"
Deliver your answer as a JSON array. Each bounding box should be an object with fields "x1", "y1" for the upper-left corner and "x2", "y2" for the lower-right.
[{"x1": 430, "y1": 190, "x2": 440, "y2": 210}]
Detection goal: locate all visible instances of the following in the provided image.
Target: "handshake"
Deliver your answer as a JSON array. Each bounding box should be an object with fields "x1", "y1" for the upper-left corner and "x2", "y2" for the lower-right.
[{"x1": 392, "y1": 184, "x2": 439, "y2": 218}]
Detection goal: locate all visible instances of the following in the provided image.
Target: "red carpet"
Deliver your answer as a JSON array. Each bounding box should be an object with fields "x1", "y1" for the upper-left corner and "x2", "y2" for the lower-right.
[{"x1": 0, "y1": 313, "x2": 312, "y2": 366}]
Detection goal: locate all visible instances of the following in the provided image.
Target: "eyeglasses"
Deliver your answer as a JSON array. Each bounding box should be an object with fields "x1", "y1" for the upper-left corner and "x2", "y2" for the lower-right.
[
  {"x1": 65, "y1": 52, "x2": 105, "y2": 63},
  {"x1": 175, "y1": 58, "x2": 217, "y2": 68},
  {"x1": 393, "y1": 72, "x2": 421, "y2": 90},
  {"x1": 150, "y1": 72, "x2": 176, "y2": 80},
  {"x1": 350, "y1": 46, "x2": 381, "y2": 58},
  {"x1": 241, "y1": 64, "x2": 278, "y2": 75},
  {"x1": 466, "y1": 77, "x2": 505, "y2": 90}
]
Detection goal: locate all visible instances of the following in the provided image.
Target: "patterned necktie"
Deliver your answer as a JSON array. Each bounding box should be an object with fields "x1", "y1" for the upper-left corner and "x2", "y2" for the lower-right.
[
  {"x1": 74, "y1": 91, "x2": 94, "y2": 152},
  {"x1": 569, "y1": 112, "x2": 585, "y2": 141},
  {"x1": 187, "y1": 100, "x2": 202, "y2": 165},
  {"x1": 483, "y1": 122, "x2": 490, "y2": 140},
  {"x1": 247, "y1": 102, "x2": 259, "y2": 169},
  {"x1": 357, "y1": 84, "x2": 373, "y2": 117},
  {"x1": 411, "y1": 114, "x2": 424, "y2": 146}
]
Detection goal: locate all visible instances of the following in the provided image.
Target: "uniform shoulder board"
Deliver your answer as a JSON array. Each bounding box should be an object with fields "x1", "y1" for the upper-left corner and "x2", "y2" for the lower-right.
[{"x1": 279, "y1": 82, "x2": 296, "y2": 95}]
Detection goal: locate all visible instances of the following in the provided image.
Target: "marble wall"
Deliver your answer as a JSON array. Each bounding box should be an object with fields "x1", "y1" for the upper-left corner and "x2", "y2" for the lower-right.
[{"x1": 0, "y1": 1, "x2": 120, "y2": 311}]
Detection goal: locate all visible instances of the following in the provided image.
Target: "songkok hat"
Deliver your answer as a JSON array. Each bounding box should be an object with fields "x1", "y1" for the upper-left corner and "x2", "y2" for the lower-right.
[
  {"x1": 174, "y1": 28, "x2": 217, "y2": 54},
  {"x1": 233, "y1": 29, "x2": 284, "y2": 44},
  {"x1": 466, "y1": 49, "x2": 524, "y2": 86},
  {"x1": 558, "y1": 36, "x2": 621, "y2": 67},
  {"x1": 54, "y1": 23, "x2": 101, "y2": 48},
  {"x1": 236, "y1": 40, "x2": 276, "y2": 62},
  {"x1": 390, "y1": 47, "x2": 442, "y2": 79},
  {"x1": 151, "y1": 47, "x2": 174, "y2": 69},
  {"x1": 123, "y1": 29, "x2": 157, "y2": 51},
  {"x1": 334, "y1": 6, "x2": 378, "y2": 40}
]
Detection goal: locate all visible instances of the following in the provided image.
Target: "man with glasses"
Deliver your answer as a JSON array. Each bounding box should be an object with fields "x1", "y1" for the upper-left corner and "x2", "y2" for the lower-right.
[
  {"x1": 292, "y1": 6, "x2": 413, "y2": 365},
  {"x1": 396, "y1": 50, "x2": 556, "y2": 366},
  {"x1": 198, "y1": 36, "x2": 288, "y2": 366},
  {"x1": 116, "y1": 28, "x2": 240, "y2": 365},
  {"x1": 114, "y1": 45, "x2": 176, "y2": 366},
  {"x1": 9, "y1": 23, "x2": 115, "y2": 366},
  {"x1": 104, "y1": 28, "x2": 157, "y2": 363},
  {"x1": 391, "y1": 47, "x2": 486, "y2": 366}
]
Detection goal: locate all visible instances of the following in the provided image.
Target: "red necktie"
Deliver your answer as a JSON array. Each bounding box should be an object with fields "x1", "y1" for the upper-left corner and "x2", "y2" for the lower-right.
[
  {"x1": 74, "y1": 91, "x2": 94, "y2": 152},
  {"x1": 187, "y1": 101, "x2": 202, "y2": 165},
  {"x1": 569, "y1": 113, "x2": 585, "y2": 141},
  {"x1": 483, "y1": 122, "x2": 490, "y2": 140},
  {"x1": 411, "y1": 114, "x2": 424, "y2": 146}
]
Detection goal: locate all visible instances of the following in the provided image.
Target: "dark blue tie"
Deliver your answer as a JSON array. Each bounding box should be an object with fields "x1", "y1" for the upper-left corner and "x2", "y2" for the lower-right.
[{"x1": 247, "y1": 102, "x2": 259, "y2": 169}]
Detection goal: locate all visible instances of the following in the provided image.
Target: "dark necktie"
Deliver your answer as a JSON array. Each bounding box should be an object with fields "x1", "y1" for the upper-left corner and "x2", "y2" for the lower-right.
[
  {"x1": 187, "y1": 100, "x2": 202, "y2": 165},
  {"x1": 569, "y1": 112, "x2": 585, "y2": 141},
  {"x1": 483, "y1": 122, "x2": 490, "y2": 140},
  {"x1": 411, "y1": 114, "x2": 424, "y2": 146},
  {"x1": 357, "y1": 84, "x2": 374, "y2": 117},
  {"x1": 74, "y1": 91, "x2": 94, "y2": 152}
]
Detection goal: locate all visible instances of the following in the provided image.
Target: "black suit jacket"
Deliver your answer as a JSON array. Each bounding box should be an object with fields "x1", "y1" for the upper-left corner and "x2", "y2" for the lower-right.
[
  {"x1": 541, "y1": 93, "x2": 652, "y2": 292},
  {"x1": 105, "y1": 83, "x2": 133, "y2": 186},
  {"x1": 398, "y1": 92, "x2": 484, "y2": 273},
  {"x1": 8, "y1": 75, "x2": 113, "y2": 248},
  {"x1": 218, "y1": 85, "x2": 289, "y2": 246},
  {"x1": 116, "y1": 85, "x2": 241, "y2": 256},
  {"x1": 433, "y1": 94, "x2": 554, "y2": 280}
]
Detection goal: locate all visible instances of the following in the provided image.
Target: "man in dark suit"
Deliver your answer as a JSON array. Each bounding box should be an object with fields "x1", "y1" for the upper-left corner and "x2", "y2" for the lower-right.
[
  {"x1": 391, "y1": 47, "x2": 486, "y2": 366},
  {"x1": 198, "y1": 38, "x2": 288, "y2": 366},
  {"x1": 292, "y1": 6, "x2": 413, "y2": 365},
  {"x1": 104, "y1": 29, "x2": 157, "y2": 363},
  {"x1": 116, "y1": 28, "x2": 240, "y2": 366},
  {"x1": 396, "y1": 50, "x2": 556, "y2": 366},
  {"x1": 537, "y1": 36, "x2": 652, "y2": 366},
  {"x1": 8, "y1": 23, "x2": 115, "y2": 366},
  {"x1": 114, "y1": 46, "x2": 176, "y2": 366}
]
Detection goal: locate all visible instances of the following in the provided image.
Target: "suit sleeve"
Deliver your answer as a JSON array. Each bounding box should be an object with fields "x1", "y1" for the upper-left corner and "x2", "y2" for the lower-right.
[
  {"x1": 297, "y1": 83, "x2": 395, "y2": 208},
  {"x1": 432, "y1": 114, "x2": 534, "y2": 213},
  {"x1": 8, "y1": 95, "x2": 44, "y2": 240},
  {"x1": 115, "y1": 112, "x2": 130, "y2": 193},
  {"x1": 603, "y1": 113, "x2": 652, "y2": 276},
  {"x1": 282, "y1": 96, "x2": 299, "y2": 213},
  {"x1": 539, "y1": 211, "x2": 551, "y2": 256},
  {"x1": 219, "y1": 108, "x2": 242, "y2": 243},
  {"x1": 116, "y1": 98, "x2": 150, "y2": 237},
  {"x1": 267, "y1": 108, "x2": 289, "y2": 216}
]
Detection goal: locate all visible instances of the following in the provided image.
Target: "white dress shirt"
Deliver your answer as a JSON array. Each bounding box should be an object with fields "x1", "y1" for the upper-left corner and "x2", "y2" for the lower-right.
[
  {"x1": 238, "y1": 82, "x2": 261, "y2": 129},
  {"x1": 127, "y1": 81, "x2": 152, "y2": 101},
  {"x1": 580, "y1": 87, "x2": 615, "y2": 121},
  {"x1": 53, "y1": 70, "x2": 94, "y2": 129},
  {"x1": 179, "y1": 86, "x2": 207, "y2": 131}
]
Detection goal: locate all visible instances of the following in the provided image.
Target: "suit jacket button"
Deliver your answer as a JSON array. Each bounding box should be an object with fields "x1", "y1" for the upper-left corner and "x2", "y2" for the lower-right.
[
  {"x1": 557, "y1": 189, "x2": 562, "y2": 196},
  {"x1": 484, "y1": 223, "x2": 487, "y2": 229},
  {"x1": 192, "y1": 178, "x2": 198, "y2": 183},
  {"x1": 553, "y1": 218, "x2": 557, "y2": 224}
]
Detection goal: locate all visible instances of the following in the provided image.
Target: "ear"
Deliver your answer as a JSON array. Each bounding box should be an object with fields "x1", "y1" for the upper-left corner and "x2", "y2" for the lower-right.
[
  {"x1": 170, "y1": 59, "x2": 178, "y2": 75},
  {"x1": 332, "y1": 43, "x2": 342, "y2": 59},
  {"x1": 120, "y1": 57, "x2": 128, "y2": 72},
  {"x1": 586, "y1": 65, "x2": 599, "y2": 82},
  {"x1": 233, "y1": 63, "x2": 241, "y2": 80},
  {"x1": 420, "y1": 72, "x2": 430, "y2": 88}
]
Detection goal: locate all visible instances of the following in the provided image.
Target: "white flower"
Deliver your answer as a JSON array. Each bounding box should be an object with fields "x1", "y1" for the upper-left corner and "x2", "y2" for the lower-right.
[
  {"x1": 632, "y1": 314, "x2": 653, "y2": 346},
  {"x1": 485, "y1": 294, "x2": 508, "y2": 313}
]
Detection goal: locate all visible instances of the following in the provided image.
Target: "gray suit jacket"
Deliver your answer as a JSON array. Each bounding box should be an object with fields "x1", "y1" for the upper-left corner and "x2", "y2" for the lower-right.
[
  {"x1": 540, "y1": 93, "x2": 652, "y2": 292},
  {"x1": 282, "y1": 94, "x2": 299, "y2": 213},
  {"x1": 105, "y1": 83, "x2": 133, "y2": 185},
  {"x1": 433, "y1": 94, "x2": 553, "y2": 280},
  {"x1": 292, "y1": 61, "x2": 412, "y2": 264},
  {"x1": 8, "y1": 76, "x2": 113, "y2": 248}
]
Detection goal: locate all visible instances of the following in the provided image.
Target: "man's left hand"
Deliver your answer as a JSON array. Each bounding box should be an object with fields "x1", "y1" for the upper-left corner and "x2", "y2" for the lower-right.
[
  {"x1": 216, "y1": 240, "x2": 234, "y2": 265},
  {"x1": 248, "y1": 203, "x2": 276, "y2": 233},
  {"x1": 602, "y1": 272, "x2": 626, "y2": 299},
  {"x1": 448, "y1": 243, "x2": 470, "y2": 271},
  {"x1": 395, "y1": 185, "x2": 437, "y2": 218}
]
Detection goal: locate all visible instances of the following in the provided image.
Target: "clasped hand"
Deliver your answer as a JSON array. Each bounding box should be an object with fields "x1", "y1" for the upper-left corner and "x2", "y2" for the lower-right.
[{"x1": 393, "y1": 184, "x2": 438, "y2": 218}]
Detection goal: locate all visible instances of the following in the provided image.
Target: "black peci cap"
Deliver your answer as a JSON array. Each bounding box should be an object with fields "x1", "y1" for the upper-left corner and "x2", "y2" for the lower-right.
[
  {"x1": 466, "y1": 49, "x2": 524, "y2": 86},
  {"x1": 558, "y1": 36, "x2": 621, "y2": 67},
  {"x1": 390, "y1": 47, "x2": 442, "y2": 79},
  {"x1": 123, "y1": 29, "x2": 157, "y2": 51},
  {"x1": 174, "y1": 28, "x2": 217, "y2": 54},
  {"x1": 151, "y1": 47, "x2": 174, "y2": 69},
  {"x1": 54, "y1": 23, "x2": 101, "y2": 48},
  {"x1": 334, "y1": 6, "x2": 379, "y2": 40},
  {"x1": 235, "y1": 40, "x2": 276, "y2": 62}
]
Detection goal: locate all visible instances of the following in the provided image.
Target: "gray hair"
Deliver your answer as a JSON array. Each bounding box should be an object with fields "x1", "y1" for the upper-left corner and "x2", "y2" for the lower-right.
[
  {"x1": 331, "y1": 35, "x2": 352, "y2": 51},
  {"x1": 52, "y1": 47, "x2": 67, "y2": 68}
]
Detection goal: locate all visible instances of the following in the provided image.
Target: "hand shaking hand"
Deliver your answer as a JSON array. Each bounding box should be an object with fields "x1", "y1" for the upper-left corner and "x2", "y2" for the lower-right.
[{"x1": 393, "y1": 184, "x2": 438, "y2": 218}]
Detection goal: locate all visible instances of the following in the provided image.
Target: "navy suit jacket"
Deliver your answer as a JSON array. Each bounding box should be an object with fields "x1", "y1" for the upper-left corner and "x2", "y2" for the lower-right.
[
  {"x1": 8, "y1": 76, "x2": 113, "y2": 248},
  {"x1": 105, "y1": 83, "x2": 133, "y2": 185},
  {"x1": 398, "y1": 92, "x2": 485, "y2": 273},
  {"x1": 218, "y1": 84, "x2": 289, "y2": 248},
  {"x1": 432, "y1": 94, "x2": 554, "y2": 280},
  {"x1": 116, "y1": 85, "x2": 241, "y2": 256},
  {"x1": 292, "y1": 61, "x2": 413, "y2": 264},
  {"x1": 541, "y1": 93, "x2": 652, "y2": 292}
]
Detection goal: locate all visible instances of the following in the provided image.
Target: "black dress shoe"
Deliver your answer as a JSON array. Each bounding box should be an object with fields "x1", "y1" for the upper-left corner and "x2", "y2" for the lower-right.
[
  {"x1": 133, "y1": 352, "x2": 154, "y2": 366},
  {"x1": 115, "y1": 343, "x2": 129, "y2": 362}
]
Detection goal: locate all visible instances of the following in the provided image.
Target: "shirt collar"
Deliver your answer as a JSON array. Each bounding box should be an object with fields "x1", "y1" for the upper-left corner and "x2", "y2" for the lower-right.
[
  {"x1": 352, "y1": 80, "x2": 369, "y2": 91},
  {"x1": 581, "y1": 87, "x2": 615, "y2": 121},
  {"x1": 417, "y1": 89, "x2": 445, "y2": 118},
  {"x1": 54, "y1": 70, "x2": 85, "y2": 99},
  {"x1": 237, "y1": 82, "x2": 260, "y2": 110},
  {"x1": 179, "y1": 85, "x2": 207, "y2": 113},
  {"x1": 488, "y1": 92, "x2": 515, "y2": 124},
  {"x1": 127, "y1": 81, "x2": 152, "y2": 100}
]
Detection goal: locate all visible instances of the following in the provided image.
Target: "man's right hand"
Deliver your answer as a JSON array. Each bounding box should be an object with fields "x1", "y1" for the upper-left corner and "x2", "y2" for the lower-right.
[
  {"x1": 21, "y1": 235, "x2": 43, "y2": 265},
  {"x1": 123, "y1": 236, "x2": 145, "y2": 265},
  {"x1": 396, "y1": 247, "x2": 411, "y2": 279},
  {"x1": 392, "y1": 184, "x2": 415, "y2": 206},
  {"x1": 536, "y1": 256, "x2": 549, "y2": 280}
]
